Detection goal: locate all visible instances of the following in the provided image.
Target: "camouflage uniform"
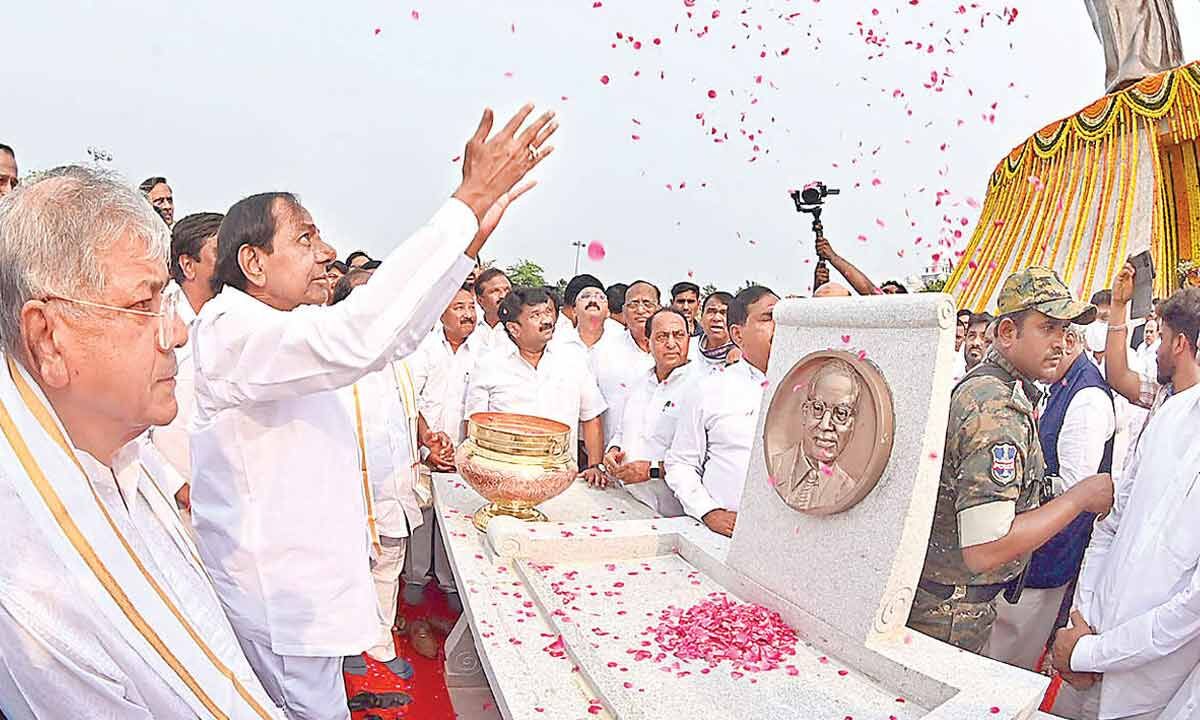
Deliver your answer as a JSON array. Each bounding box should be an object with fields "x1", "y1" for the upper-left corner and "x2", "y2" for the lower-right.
[{"x1": 908, "y1": 267, "x2": 1096, "y2": 653}]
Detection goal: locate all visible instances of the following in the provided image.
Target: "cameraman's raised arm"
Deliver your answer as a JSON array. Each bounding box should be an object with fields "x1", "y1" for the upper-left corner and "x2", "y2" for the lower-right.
[{"x1": 815, "y1": 237, "x2": 880, "y2": 295}]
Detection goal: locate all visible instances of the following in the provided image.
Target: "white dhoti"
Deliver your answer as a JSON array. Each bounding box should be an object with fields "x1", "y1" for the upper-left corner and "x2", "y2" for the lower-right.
[
  {"x1": 368, "y1": 535, "x2": 409, "y2": 662},
  {"x1": 234, "y1": 632, "x2": 348, "y2": 720},
  {"x1": 404, "y1": 507, "x2": 456, "y2": 594},
  {"x1": 986, "y1": 585, "x2": 1068, "y2": 671}
]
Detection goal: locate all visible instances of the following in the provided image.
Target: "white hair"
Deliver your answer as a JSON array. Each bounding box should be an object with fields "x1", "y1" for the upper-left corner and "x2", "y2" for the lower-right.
[{"x1": 0, "y1": 165, "x2": 169, "y2": 356}]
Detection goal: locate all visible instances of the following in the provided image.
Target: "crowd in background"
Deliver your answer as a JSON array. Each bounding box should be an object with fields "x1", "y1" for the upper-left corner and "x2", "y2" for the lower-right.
[{"x1": 1, "y1": 125, "x2": 1199, "y2": 720}]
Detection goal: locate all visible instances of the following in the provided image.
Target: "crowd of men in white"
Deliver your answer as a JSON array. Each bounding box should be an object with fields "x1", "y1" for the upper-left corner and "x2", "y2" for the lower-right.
[{"x1": 0, "y1": 102, "x2": 1199, "y2": 720}]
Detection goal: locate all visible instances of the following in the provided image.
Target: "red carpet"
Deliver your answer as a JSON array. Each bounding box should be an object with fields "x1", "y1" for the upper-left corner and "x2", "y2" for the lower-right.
[{"x1": 345, "y1": 585, "x2": 461, "y2": 720}]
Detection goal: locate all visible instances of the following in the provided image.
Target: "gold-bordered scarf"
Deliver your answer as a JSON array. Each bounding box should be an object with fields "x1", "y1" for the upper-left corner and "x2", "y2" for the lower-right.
[
  {"x1": 392, "y1": 360, "x2": 420, "y2": 468},
  {"x1": 352, "y1": 360, "x2": 423, "y2": 552},
  {"x1": 0, "y1": 356, "x2": 279, "y2": 719},
  {"x1": 351, "y1": 383, "x2": 382, "y2": 558}
]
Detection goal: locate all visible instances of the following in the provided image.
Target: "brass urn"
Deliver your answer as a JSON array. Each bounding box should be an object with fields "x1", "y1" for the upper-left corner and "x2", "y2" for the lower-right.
[{"x1": 455, "y1": 412, "x2": 578, "y2": 532}]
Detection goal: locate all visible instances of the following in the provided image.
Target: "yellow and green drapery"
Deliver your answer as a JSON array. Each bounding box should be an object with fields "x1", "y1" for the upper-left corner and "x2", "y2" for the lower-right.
[{"x1": 949, "y1": 61, "x2": 1200, "y2": 310}]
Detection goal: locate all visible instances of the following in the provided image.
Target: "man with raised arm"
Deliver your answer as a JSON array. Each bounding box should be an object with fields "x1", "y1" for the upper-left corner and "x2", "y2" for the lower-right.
[{"x1": 188, "y1": 105, "x2": 557, "y2": 719}]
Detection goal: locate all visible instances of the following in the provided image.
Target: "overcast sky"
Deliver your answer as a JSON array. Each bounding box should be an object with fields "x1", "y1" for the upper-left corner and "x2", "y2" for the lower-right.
[{"x1": 5, "y1": 1, "x2": 1199, "y2": 295}]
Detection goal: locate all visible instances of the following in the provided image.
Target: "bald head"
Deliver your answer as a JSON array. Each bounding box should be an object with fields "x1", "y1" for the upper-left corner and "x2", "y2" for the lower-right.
[{"x1": 814, "y1": 282, "x2": 852, "y2": 298}]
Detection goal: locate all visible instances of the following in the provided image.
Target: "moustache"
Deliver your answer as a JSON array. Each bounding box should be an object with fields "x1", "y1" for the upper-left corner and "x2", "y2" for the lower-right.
[
  {"x1": 459, "y1": 316, "x2": 475, "y2": 325},
  {"x1": 538, "y1": 322, "x2": 553, "y2": 332},
  {"x1": 585, "y1": 301, "x2": 600, "y2": 310}
]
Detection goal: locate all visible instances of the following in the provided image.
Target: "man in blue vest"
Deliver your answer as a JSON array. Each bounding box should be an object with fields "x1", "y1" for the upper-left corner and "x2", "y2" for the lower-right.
[{"x1": 987, "y1": 323, "x2": 1115, "y2": 670}]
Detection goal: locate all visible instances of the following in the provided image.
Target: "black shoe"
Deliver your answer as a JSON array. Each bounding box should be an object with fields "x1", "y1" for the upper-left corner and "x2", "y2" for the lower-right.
[{"x1": 347, "y1": 691, "x2": 413, "y2": 711}]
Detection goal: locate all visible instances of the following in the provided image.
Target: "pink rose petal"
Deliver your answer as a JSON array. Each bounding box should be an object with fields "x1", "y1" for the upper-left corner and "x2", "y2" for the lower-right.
[{"x1": 587, "y1": 241, "x2": 606, "y2": 261}]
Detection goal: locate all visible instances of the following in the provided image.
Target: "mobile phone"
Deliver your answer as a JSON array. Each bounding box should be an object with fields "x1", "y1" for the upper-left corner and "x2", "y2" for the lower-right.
[{"x1": 1129, "y1": 251, "x2": 1155, "y2": 319}]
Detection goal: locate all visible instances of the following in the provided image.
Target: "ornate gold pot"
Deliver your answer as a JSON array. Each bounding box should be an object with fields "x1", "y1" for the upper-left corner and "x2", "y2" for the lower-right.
[{"x1": 455, "y1": 412, "x2": 578, "y2": 532}]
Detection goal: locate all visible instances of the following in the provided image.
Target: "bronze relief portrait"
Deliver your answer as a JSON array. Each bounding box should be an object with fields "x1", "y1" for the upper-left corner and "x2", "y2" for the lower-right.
[{"x1": 764, "y1": 350, "x2": 895, "y2": 515}]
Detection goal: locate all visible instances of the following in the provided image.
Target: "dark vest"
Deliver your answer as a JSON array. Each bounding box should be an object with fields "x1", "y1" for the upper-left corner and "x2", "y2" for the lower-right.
[{"x1": 1025, "y1": 354, "x2": 1114, "y2": 589}]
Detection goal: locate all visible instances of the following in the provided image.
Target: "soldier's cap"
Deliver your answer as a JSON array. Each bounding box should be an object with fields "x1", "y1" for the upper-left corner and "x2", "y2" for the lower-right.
[{"x1": 995, "y1": 266, "x2": 1096, "y2": 324}]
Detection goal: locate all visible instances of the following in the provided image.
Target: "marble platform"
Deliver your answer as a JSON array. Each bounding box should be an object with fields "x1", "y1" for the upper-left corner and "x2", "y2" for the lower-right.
[
  {"x1": 436, "y1": 293, "x2": 1063, "y2": 720},
  {"x1": 435, "y1": 473, "x2": 1061, "y2": 720}
]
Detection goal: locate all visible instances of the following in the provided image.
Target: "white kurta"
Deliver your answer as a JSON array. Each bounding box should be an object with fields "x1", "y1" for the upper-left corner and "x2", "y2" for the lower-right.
[
  {"x1": 0, "y1": 434, "x2": 278, "y2": 719},
  {"x1": 409, "y1": 326, "x2": 487, "y2": 444},
  {"x1": 464, "y1": 341, "x2": 606, "y2": 452},
  {"x1": 1071, "y1": 382, "x2": 1200, "y2": 719},
  {"x1": 189, "y1": 198, "x2": 476, "y2": 658},
  {"x1": 590, "y1": 330, "x2": 654, "y2": 448},
  {"x1": 665, "y1": 361, "x2": 765, "y2": 521}
]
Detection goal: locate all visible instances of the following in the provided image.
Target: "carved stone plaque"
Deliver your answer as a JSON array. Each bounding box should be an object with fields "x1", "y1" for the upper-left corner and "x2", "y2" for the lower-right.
[{"x1": 763, "y1": 350, "x2": 895, "y2": 515}]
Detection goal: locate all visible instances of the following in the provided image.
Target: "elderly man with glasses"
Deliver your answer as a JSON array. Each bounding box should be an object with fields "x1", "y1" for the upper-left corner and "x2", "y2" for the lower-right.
[{"x1": 0, "y1": 165, "x2": 282, "y2": 719}]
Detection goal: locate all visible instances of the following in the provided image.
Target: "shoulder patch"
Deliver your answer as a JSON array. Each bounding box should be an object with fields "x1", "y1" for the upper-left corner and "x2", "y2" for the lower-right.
[{"x1": 990, "y1": 443, "x2": 1018, "y2": 485}]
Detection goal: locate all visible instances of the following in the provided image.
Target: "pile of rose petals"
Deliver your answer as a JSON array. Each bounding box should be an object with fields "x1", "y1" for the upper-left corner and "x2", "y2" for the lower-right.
[{"x1": 639, "y1": 593, "x2": 799, "y2": 672}]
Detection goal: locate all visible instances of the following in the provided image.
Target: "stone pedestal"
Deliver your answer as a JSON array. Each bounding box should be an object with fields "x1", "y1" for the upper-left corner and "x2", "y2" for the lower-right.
[{"x1": 434, "y1": 293, "x2": 1059, "y2": 719}]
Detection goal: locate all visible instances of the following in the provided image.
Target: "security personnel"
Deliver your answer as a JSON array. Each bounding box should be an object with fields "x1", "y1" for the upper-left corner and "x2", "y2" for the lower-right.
[{"x1": 908, "y1": 267, "x2": 1115, "y2": 653}]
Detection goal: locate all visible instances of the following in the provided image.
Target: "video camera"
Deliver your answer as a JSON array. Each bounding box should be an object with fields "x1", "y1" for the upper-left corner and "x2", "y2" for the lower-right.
[{"x1": 790, "y1": 182, "x2": 841, "y2": 214}]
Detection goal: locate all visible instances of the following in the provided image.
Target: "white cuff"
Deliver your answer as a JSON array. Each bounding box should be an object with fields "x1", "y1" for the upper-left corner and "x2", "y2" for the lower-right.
[{"x1": 1070, "y1": 633, "x2": 1101, "y2": 673}]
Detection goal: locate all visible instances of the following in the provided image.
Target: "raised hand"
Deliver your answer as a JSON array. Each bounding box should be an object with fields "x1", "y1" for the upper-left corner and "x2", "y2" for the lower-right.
[
  {"x1": 453, "y1": 104, "x2": 558, "y2": 226},
  {"x1": 1112, "y1": 261, "x2": 1135, "y2": 306}
]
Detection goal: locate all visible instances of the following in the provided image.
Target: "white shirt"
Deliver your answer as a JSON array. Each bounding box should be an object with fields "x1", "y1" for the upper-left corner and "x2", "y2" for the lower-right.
[
  {"x1": 687, "y1": 335, "x2": 733, "y2": 375},
  {"x1": 552, "y1": 318, "x2": 624, "y2": 355},
  {"x1": 189, "y1": 198, "x2": 476, "y2": 656},
  {"x1": 1071, "y1": 382, "x2": 1200, "y2": 718},
  {"x1": 590, "y1": 330, "x2": 654, "y2": 448},
  {"x1": 409, "y1": 326, "x2": 486, "y2": 444},
  {"x1": 465, "y1": 341, "x2": 606, "y2": 452},
  {"x1": 148, "y1": 281, "x2": 199, "y2": 489},
  {"x1": 1162, "y1": 661, "x2": 1200, "y2": 720},
  {"x1": 1136, "y1": 339, "x2": 1160, "y2": 374},
  {"x1": 476, "y1": 318, "x2": 512, "y2": 355},
  {"x1": 950, "y1": 349, "x2": 968, "y2": 384},
  {"x1": 0, "y1": 439, "x2": 265, "y2": 720},
  {"x1": 611, "y1": 361, "x2": 701, "y2": 462},
  {"x1": 1054, "y1": 385, "x2": 1115, "y2": 492},
  {"x1": 665, "y1": 361, "x2": 765, "y2": 521},
  {"x1": 343, "y1": 363, "x2": 422, "y2": 539}
]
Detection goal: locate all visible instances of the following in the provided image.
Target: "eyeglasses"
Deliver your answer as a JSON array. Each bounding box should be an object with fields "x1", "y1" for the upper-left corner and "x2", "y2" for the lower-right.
[
  {"x1": 44, "y1": 290, "x2": 179, "y2": 351},
  {"x1": 802, "y1": 400, "x2": 856, "y2": 428},
  {"x1": 625, "y1": 299, "x2": 659, "y2": 311},
  {"x1": 575, "y1": 289, "x2": 608, "y2": 304}
]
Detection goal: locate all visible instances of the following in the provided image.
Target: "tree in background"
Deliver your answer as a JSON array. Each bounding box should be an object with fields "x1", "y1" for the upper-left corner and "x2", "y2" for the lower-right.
[
  {"x1": 700, "y1": 282, "x2": 719, "y2": 298},
  {"x1": 921, "y1": 277, "x2": 948, "y2": 293},
  {"x1": 505, "y1": 259, "x2": 547, "y2": 288}
]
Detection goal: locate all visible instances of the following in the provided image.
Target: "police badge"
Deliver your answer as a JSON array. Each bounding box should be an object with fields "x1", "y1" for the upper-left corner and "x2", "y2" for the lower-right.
[{"x1": 990, "y1": 443, "x2": 1018, "y2": 485}]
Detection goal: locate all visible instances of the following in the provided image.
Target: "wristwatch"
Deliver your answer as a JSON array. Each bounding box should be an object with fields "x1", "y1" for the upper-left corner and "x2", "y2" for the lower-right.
[{"x1": 649, "y1": 466, "x2": 662, "y2": 479}]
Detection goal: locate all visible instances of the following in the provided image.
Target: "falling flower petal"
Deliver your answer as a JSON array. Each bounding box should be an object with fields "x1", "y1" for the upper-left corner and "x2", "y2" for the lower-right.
[{"x1": 587, "y1": 241, "x2": 606, "y2": 261}]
